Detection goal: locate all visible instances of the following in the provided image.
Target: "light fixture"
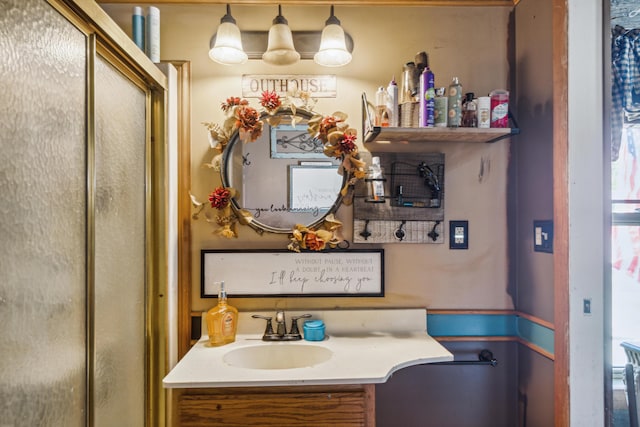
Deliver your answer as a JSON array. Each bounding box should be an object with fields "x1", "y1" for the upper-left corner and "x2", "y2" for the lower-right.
[
  {"x1": 262, "y1": 5, "x2": 300, "y2": 66},
  {"x1": 314, "y1": 5, "x2": 352, "y2": 67},
  {"x1": 209, "y1": 4, "x2": 247, "y2": 65}
]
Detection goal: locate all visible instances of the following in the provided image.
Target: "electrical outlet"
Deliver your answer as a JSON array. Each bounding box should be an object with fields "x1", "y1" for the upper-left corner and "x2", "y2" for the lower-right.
[
  {"x1": 533, "y1": 220, "x2": 553, "y2": 253},
  {"x1": 449, "y1": 220, "x2": 469, "y2": 249}
]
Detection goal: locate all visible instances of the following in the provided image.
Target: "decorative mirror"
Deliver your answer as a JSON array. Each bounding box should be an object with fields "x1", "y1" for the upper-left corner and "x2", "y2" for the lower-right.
[
  {"x1": 221, "y1": 109, "x2": 344, "y2": 234},
  {"x1": 193, "y1": 92, "x2": 367, "y2": 252}
]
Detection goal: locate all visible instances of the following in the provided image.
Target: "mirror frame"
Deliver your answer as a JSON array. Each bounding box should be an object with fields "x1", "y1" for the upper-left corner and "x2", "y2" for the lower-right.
[{"x1": 220, "y1": 108, "x2": 347, "y2": 234}]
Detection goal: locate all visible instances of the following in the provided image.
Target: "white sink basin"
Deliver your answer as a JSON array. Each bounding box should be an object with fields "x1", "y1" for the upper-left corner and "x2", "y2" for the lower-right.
[
  {"x1": 223, "y1": 344, "x2": 333, "y2": 370},
  {"x1": 163, "y1": 309, "x2": 454, "y2": 388}
]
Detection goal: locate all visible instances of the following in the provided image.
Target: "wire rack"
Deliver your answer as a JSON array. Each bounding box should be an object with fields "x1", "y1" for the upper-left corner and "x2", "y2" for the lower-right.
[{"x1": 390, "y1": 161, "x2": 444, "y2": 208}]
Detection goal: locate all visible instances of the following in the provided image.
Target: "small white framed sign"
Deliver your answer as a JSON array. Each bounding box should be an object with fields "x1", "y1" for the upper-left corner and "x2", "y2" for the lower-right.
[
  {"x1": 201, "y1": 249, "x2": 384, "y2": 297},
  {"x1": 289, "y1": 165, "x2": 343, "y2": 211}
]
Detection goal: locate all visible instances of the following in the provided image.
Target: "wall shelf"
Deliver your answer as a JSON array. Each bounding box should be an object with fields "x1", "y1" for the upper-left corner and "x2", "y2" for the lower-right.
[
  {"x1": 361, "y1": 93, "x2": 519, "y2": 152},
  {"x1": 364, "y1": 126, "x2": 518, "y2": 144},
  {"x1": 362, "y1": 126, "x2": 519, "y2": 152}
]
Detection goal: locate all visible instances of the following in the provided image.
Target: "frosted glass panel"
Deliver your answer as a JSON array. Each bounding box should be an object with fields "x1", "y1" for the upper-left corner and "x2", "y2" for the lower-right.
[
  {"x1": 94, "y1": 55, "x2": 147, "y2": 427},
  {"x1": 0, "y1": 0, "x2": 87, "y2": 426}
]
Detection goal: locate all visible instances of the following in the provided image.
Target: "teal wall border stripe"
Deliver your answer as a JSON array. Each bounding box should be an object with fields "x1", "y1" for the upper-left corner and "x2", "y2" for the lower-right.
[
  {"x1": 427, "y1": 314, "x2": 517, "y2": 337},
  {"x1": 517, "y1": 316, "x2": 555, "y2": 354},
  {"x1": 427, "y1": 313, "x2": 554, "y2": 356}
]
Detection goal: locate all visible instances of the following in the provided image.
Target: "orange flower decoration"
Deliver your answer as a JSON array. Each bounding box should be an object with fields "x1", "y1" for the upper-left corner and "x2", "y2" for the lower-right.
[
  {"x1": 221, "y1": 97, "x2": 248, "y2": 112},
  {"x1": 304, "y1": 230, "x2": 327, "y2": 251},
  {"x1": 235, "y1": 105, "x2": 263, "y2": 141}
]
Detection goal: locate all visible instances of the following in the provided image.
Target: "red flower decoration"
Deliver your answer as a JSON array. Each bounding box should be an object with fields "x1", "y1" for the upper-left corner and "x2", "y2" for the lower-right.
[
  {"x1": 208, "y1": 187, "x2": 231, "y2": 209},
  {"x1": 338, "y1": 133, "x2": 357, "y2": 154},
  {"x1": 221, "y1": 97, "x2": 248, "y2": 113},
  {"x1": 260, "y1": 90, "x2": 282, "y2": 111}
]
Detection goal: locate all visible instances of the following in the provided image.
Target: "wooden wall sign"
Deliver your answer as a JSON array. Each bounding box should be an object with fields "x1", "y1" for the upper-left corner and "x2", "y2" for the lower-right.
[
  {"x1": 201, "y1": 249, "x2": 384, "y2": 297},
  {"x1": 242, "y1": 74, "x2": 337, "y2": 98}
]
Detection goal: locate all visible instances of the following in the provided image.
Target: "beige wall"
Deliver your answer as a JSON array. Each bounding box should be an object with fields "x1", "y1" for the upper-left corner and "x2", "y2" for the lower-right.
[{"x1": 103, "y1": 4, "x2": 515, "y2": 313}]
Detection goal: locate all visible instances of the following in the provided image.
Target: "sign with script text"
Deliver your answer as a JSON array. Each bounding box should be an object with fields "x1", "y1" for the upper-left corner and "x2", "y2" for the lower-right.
[
  {"x1": 201, "y1": 249, "x2": 384, "y2": 297},
  {"x1": 242, "y1": 74, "x2": 337, "y2": 98}
]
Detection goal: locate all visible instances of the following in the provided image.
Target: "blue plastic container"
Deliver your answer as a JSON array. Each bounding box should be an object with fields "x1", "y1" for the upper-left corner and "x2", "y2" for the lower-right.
[{"x1": 303, "y1": 320, "x2": 326, "y2": 341}]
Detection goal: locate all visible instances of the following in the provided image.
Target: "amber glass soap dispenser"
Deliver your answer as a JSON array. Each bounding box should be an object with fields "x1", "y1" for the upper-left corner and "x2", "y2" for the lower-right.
[{"x1": 206, "y1": 281, "x2": 238, "y2": 347}]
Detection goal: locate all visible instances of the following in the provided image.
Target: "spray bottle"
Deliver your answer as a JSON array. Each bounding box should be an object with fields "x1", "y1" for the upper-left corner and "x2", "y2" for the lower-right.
[
  {"x1": 419, "y1": 66, "x2": 435, "y2": 127},
  {"x1": 387, "y1": 77, "x2": 399, "y2": 127}
]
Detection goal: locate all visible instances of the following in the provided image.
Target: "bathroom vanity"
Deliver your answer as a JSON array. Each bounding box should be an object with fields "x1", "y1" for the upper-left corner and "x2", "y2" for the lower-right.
[{"x1": 163, "y1": 309, "x2": 452, "y2": 426}]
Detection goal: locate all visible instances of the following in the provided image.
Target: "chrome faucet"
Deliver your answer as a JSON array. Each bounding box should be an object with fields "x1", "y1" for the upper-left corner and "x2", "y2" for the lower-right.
[
  {"x1": 275, "y1": 310, "x2": 287, "y2": 337},
  {"x1": 252, "y1": 311, "x2": 311, "y2": 341}
]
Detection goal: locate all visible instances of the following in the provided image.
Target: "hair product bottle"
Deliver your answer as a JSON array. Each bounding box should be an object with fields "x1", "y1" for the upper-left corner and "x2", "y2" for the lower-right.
[
  {"x1": 419, "y1": 66, "x2": 435, "y2": 127},
  {"x1": 132, "y1": 7, "x2": 145, "y2": 51},
  {"x1": 461, "y1": 92, "x2": 477, "y2": 127},
  {"x1": 447, "y1": 77, "x2": 462, "y2": 127},
  {"x1": 387, "y1": 77, "x2": 399, "y2": 127},
  {"x1": 434, "y1": 87, "x2": 448, "y2": 128}
]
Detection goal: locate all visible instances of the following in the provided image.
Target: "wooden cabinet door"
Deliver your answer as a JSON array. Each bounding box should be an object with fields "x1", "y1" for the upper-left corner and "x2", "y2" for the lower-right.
[{"x1": 175, "y1": 385, "x2": 375, "y2": 426}]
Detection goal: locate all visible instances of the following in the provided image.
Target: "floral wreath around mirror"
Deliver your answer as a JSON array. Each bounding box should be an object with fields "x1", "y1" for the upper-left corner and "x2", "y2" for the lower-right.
[{"x1": 190, "y1": 90, "x2": 368, "y2": 252}]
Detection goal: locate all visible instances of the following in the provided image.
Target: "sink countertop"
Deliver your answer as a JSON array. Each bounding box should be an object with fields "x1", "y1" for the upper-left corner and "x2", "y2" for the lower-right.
[{"x1": 163, "y1": 308, "x2": 453, "y2": 388}]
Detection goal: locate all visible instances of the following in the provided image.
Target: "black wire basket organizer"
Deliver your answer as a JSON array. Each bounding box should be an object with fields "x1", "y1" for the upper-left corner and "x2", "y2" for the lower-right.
[{"x1": 389, "y1": 160, "x2": 445, "y2": 209}]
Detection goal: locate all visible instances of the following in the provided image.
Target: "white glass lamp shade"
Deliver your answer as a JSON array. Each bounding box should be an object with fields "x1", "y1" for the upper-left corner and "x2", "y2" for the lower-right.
[
  {"x1": 209, "y1": 21, "x2": 248, "y2": 65},
  {"x1": 262, "y1": 6, "x2": 300, "y2": 66},
  {"x1": 314, "y1": 23, "x2": 352, "y2": 67}
]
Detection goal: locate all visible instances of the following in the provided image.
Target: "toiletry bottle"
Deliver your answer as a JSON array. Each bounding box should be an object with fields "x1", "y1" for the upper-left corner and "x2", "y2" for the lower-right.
[
  {"x1": 375, "y1": 86, "x2": 390, "y2": 127},
  {"x1": 477, "y1": 96, "x2": 491, "y2": 128},
  {"x1": 461, "y1": 92, "x2": 477, "y2": 127},
  {"x1": 401, "y1": 62, "x2": 418, "y2": 103},
  {"x1": 366, "y1": 156, "x2": 386, "y2": 203},
  {"x1": 132, "y1": 6, "x2": 145, "y2": 51},
  {"x1": 145, "y1": 6, "x2": 160, "y2": 63},
  {"x1": 489, "y1": 89, "x2": 510, "y2": 128},
  {"x1": 415, "y1": 51, "x2": 428, "y2": 76},
  {"x1": 419, "y1": 66, "x2": 435, "y2": 127},
  {"x1": 434, "y1": 87, "x2": 448, "y2": 128},
  {"x1": 206, "y1": 281, "x2": 238, "y2": 347},
  {"x1": 387, "y1": 77, "x2": 399, "y2": 127},
  {"x1": 447, "y1": 77, "x2": 463, "y2": 127}
]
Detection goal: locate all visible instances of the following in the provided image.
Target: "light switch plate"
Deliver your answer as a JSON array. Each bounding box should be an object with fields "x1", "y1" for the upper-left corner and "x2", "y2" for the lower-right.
[
  {"x1": 449, "y1": 220, "x2": 468, "y2": 249},
  {"x1": 533, "y1": 220, "x2": 553, "y2": 253}
]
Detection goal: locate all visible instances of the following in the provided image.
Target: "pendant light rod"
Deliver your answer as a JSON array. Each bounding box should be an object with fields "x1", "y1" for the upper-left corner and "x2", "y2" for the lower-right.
[
  {"x1": 326, "y1": 5, "x2": 340, "y2": 25},
  {"x1": 220, "y1": 4, "x2": 235, "y2": 24},
  {"x1": 273, "y1": 5, "x2": 287, "y2": 25}
]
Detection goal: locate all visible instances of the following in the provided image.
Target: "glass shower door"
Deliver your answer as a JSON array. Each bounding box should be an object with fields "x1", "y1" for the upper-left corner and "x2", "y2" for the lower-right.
[
  {"x1": 0, "y1": 0, "x2": 88, "y2": 425},
  {"x1": 93, "y1": 55, "x2": 147, "y2": 427},
  {"x1": 0, "y1": 1, "x2": 159, "y2": 425}
]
